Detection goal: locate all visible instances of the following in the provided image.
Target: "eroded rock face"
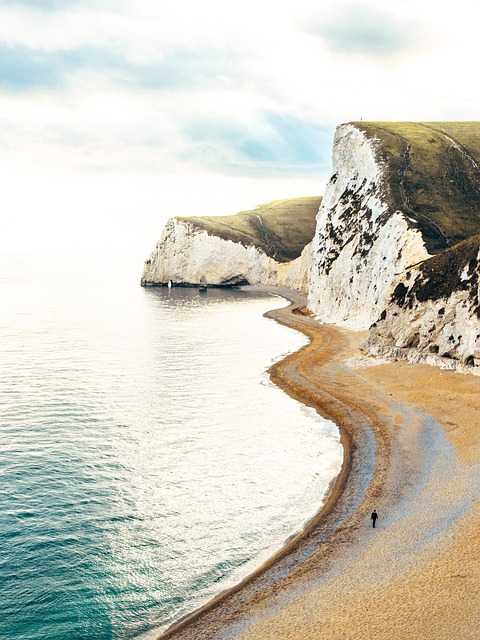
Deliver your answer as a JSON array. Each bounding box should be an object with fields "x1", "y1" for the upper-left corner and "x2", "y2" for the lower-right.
[
  {"x1": 308, "y1": 124, "x2": 429, "y2": 330},
  {"x1": 141, "y1": 218, "x2": 313, "y2": 291},
  {"x1": 308, "y1": 123, "x2": 480, "y2": 372},
  {"x1": 364, "y1": 241, "x2": 480, "y2": 372}
]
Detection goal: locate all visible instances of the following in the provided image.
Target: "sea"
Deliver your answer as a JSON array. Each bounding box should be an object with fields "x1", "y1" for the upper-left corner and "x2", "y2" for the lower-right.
[{"x1": 0, "y1": 252, "x2": 342, "y2": 640}]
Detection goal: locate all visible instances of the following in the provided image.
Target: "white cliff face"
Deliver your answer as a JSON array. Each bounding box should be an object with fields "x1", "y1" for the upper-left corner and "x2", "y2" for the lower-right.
[
  {"x1": 141, "y1": 218, "x2": 313, "y2": 291},
  {"x1": 308, "y1": 124, "x2": 430, "y2": 330},
  {"x1": 275, "y1": 242, "x2": 313, "y2": 291},
  {"x1": 364, "y1": 246, "x2": 480, "y2": 372},
  {"x1": 142, "y1": 122, "x2": 480, "y2": 373}
]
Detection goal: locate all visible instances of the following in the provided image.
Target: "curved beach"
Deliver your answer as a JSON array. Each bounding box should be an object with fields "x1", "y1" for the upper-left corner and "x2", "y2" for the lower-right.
[{"x1": 157, "y1": 288, "x2": 480, "y2": 640}]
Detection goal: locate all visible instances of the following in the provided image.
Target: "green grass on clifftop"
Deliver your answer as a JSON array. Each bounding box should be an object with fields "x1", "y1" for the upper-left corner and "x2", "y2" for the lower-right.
[
  {"x1": 391, "y1": 233, "x2": 480, "y2": 315},
  {"x1": 176, "y1": 196, "x2": 321, "y2": 262},
  {"x1": 354, "y1": 121, "x2": 480, "y2": 253}
]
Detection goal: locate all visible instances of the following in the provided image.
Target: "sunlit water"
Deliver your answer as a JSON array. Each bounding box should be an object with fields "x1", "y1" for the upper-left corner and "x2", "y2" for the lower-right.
[{"x1": 0, "y1": 253, "x2": 342, "y2": 640}]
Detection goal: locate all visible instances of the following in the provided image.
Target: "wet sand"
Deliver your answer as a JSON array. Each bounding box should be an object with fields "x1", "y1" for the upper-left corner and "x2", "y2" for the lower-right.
[{"x1": 156, "y1": 288, "x2": 480, "y2": 640}]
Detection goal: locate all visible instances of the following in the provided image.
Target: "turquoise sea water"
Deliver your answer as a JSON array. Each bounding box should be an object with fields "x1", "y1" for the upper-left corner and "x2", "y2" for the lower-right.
[{"x1": 0, "y1": 253, "x2": 342, "y2": 640}]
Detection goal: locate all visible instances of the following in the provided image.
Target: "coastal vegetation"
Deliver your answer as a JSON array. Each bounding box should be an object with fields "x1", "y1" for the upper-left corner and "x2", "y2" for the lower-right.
[
  {"x1": 352, "y1": 122, "x2": 480, "y2": 314},
  {"x1": 356, "y1": 121, "x2": 480, "y2": 253},
  {"x1": 176, "y1": 196, "x2": 321, "y2": 262},
  {"x1": 398, "y1": 233, "x2": 480, "y2": 309}
]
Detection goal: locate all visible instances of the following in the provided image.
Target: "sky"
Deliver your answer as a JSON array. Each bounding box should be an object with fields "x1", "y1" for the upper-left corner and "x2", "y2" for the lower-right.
[{"x1": 0, "y1": 0, "x2": 478, "y2": 258}]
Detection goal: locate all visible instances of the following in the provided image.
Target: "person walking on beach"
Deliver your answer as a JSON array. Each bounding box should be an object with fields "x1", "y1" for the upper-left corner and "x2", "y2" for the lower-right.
[{"x1": 371, "y1": 510, "x2": 378, "y2": 528}]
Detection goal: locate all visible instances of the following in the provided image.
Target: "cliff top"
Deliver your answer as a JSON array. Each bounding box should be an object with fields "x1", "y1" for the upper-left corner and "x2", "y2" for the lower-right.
[
  {"x1": 352, "y1": 121, "x2": 480, "y2": 253},
  {"x1": 176, "y1": 196, "x2": 321, "y2": 262},
  {"x1": 391, "y1": 232, "x2": 480, "y2": 311}
]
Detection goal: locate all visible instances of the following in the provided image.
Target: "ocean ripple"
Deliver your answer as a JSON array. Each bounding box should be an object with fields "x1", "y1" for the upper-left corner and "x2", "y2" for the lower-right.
[{"x1": 0, "y1": 254, "x2": 342, "y2": 640}]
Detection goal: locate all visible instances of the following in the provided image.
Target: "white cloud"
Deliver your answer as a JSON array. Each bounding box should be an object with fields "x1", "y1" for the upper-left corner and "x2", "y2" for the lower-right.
[{"x1": 0, "y1": 0, "x2": 478, "y2": 254}]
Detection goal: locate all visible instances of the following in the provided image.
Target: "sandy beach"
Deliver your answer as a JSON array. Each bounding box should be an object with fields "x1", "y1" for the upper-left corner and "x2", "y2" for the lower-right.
[{"x1": 157, "y1": 288, "x2": 480, "y2": 640}]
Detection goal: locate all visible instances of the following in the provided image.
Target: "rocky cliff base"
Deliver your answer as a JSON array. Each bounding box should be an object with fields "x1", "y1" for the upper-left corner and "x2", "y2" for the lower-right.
[{"x1": 364, "y1": 234, "x2": 480, "y2": 371}]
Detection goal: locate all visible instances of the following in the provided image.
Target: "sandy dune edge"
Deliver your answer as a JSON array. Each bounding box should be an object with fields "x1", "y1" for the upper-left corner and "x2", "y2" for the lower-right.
[{"x1": 156, "y1": 288, "x2": 480, "y2": 640}]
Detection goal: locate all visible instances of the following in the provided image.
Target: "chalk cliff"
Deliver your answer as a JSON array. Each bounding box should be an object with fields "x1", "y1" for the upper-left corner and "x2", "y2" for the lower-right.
[
  {"x1": 141, "y1": 197, "x2": 320, "y2": 291},
  {"x1": 364, "y1": 235, "x2": 480, "y2": 371},
  {"x1": 142, "y1": 121, "x2": 480, "y2": 372},
  {"x1": 308, "y1": 124, "x2": 429, "y2": 329},
  {"x1": 308, "y1": 121, "x2": 480, "y2": 371}
]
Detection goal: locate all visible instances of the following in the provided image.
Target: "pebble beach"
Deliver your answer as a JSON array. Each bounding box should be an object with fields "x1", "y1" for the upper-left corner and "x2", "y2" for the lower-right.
[{"x1": 157, "y1": 288, "x2": 480, "y2": 640}]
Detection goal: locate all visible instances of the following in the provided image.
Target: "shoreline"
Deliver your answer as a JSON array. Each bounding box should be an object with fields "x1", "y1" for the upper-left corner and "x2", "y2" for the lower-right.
[{"x1": 155, "y1": 287, "x2": 480, "y2": 640}]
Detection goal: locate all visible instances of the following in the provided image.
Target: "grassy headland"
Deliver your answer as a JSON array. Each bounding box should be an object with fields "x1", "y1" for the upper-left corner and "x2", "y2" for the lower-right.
[
  {"x1": 176, "y1": 196, "x2": 321, "y2": 263},
  {"x1": 355, "y1": 121, "x2": 480, "y2": 253}
]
